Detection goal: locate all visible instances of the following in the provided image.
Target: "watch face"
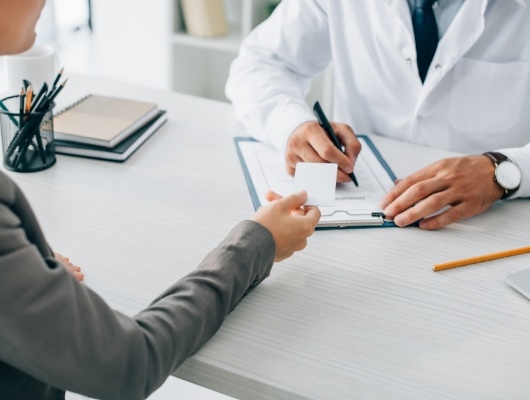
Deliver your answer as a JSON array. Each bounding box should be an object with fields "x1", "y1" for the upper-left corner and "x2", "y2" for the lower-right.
[{"x1": 496, "y1": 161, "x2": 522, "y2": 190}]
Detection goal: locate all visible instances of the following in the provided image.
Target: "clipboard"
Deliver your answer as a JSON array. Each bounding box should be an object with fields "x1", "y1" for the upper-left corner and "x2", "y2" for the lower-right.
[{"x1": 234, "y1": 135, "x2": 398, "y2": 229}]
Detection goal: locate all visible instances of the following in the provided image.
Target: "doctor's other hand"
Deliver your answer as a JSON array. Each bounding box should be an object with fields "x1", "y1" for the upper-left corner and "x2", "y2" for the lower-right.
[
  {"x1": 285, "y1": 121, "x2": 361, "y2": 183},
  {"x1": 252, "y1": 190, "x2": 320, "y2": 262},
  {"x1": 379, "y1": 155, "x2": 504, "y2": 230}
]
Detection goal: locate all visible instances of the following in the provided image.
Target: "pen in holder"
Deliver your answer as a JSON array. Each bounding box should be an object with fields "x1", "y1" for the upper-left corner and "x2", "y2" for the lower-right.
[{"x1": 0, "y1": 95, "x2": 56, "y2": 172}]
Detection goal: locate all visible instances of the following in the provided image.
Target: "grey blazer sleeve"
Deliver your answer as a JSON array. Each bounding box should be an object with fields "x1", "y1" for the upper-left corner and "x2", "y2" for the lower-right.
[{"x1": 0, "y1": 172, "x2": 276, "y2": 400}]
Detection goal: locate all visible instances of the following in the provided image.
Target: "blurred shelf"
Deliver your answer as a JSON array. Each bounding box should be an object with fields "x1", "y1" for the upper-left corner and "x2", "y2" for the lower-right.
[
  {"x1": 171, "y1": 23, "x2": 243, "y2": 54},
  {"x1": 170, "y1": 0, "x2": 272, "y2": 102}
]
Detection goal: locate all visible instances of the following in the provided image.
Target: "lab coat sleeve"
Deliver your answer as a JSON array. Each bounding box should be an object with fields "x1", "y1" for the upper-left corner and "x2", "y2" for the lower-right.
[{"x1": 225, "y1": 0, "x2": 331, "y2": 155}]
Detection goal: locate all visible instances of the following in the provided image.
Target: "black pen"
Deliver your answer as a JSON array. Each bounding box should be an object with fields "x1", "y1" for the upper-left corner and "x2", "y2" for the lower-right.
[
  {"x1": 19, "y1": 87, "x2": 26, "y2": 127},
  {"x1": 313, "y1": 101, "x2": 358, "y2": 186},
  {"x1": 39, "y1": 78, "x2": 68, "y2": 110},
  {"x1": 50, "y1": 67, "x2": 64, "y2": 93},
  {"x1": 31, "y1": 82, "x2": 48, "y2": 112}
]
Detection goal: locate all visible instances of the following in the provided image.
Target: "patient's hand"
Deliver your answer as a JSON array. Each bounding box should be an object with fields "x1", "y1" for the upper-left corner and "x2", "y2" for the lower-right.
[{"x1": 55, "y1": 252, "x2": 84, "y2": 281}]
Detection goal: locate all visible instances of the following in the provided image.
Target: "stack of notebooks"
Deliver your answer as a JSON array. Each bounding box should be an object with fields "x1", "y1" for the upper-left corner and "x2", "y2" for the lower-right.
[{"x1": 53, "y1": 94, "x2": 167, "y2": 161}]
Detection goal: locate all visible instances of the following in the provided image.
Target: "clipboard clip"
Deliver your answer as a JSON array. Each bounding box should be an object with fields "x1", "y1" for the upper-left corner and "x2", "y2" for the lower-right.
[
  {"x1": 321, "y1": 209, "x2": 384, "y2": 218},
  {"x1": 318, "y1": 209, "x2": 387, "y2": 228}
]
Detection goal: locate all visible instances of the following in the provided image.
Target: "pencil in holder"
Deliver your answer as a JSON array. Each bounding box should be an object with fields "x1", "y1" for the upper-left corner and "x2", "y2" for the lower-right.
[{"x1": 0, "y1": 95, "x2": 56, "y2": 172}]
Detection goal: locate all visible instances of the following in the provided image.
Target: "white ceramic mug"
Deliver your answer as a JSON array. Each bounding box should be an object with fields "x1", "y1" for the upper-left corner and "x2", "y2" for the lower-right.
[{"x1": 3, "y1": 44, "x2": 59, "y2": 95}]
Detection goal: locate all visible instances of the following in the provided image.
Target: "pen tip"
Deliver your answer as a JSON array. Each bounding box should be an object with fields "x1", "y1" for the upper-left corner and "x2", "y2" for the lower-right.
[{"x1": 350, "y1": 173, "x2": 359, "y2": 187}]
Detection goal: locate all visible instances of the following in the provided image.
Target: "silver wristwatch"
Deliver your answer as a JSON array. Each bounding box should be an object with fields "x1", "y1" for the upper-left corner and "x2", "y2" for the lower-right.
[{"x1": 483, "y1": 152, "x2": 522, "y2": 199}]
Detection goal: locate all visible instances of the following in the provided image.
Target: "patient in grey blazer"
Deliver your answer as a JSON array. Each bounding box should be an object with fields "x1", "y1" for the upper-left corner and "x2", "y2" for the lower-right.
[{"x1": 0, "y1": 2, "x2": 321, "y2": 399}]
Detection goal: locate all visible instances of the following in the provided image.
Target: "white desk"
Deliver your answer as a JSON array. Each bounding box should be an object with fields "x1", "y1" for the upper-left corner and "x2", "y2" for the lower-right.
[{"x1": 3, "y1": 74, "x2": 530, "y2": 400}]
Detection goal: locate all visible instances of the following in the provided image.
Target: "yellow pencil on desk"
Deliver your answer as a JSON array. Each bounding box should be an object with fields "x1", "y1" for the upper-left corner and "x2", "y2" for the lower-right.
[{"x1": 433, "y1": 245, "x2": 530, "y2": 272}]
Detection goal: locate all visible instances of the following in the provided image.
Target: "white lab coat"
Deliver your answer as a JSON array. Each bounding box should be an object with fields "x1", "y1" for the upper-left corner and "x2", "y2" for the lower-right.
[{"x1": 226, "y1": 0, "x2": 530, "y2": 198}]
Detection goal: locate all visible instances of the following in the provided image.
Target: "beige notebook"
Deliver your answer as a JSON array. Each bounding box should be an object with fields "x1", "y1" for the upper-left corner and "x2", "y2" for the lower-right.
[{"x1": 53, "y1": 95, "x2": 159, "y2": 148}]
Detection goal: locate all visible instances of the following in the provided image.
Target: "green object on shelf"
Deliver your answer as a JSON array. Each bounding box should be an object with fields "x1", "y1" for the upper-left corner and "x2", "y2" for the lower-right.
[{"x1": 265, "y1": 1, "x2": 281, "y2": 19}]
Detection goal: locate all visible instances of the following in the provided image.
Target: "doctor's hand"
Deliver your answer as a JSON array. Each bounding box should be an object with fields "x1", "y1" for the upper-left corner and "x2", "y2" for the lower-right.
[
  {"x1": 252, "y1": 190, "x2": 320, "y2": 262},
  {"x1": 285, "y1": 121, "x2": 361, "y2": 183},
  {"x1": 379, "y1": 155, "x2": 504, "y2": 230}
]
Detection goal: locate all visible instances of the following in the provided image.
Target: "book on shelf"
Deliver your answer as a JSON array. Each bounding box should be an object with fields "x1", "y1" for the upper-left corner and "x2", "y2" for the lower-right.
[
  {"x1": 54, "y1": 110, "x2": 167, "y2": 162},
  {"x1": 180, "y1": 0, "x2": 228, "y2": 38},
  {"x1": 53, "y1": 94, "x2": 160, "y2": 148}
]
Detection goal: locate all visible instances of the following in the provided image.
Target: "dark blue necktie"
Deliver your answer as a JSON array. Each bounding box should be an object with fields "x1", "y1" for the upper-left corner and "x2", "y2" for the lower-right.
[{"x1": 412, "y1": 0, "x2": 439, "y2": 83}]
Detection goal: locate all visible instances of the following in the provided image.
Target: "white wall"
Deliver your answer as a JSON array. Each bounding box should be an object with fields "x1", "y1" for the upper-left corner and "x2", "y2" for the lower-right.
[{"x1": 50, "y1": 0, "x2": 172, "y2": 91}]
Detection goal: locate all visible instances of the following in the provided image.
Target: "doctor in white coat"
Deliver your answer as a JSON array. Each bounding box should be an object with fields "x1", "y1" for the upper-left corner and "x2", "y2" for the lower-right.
[{"x1": 226, "y1": 0, "x2": 530, "y2": 230}]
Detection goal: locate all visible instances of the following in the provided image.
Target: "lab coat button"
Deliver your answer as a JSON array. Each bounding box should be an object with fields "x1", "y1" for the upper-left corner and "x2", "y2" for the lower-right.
[
  {"x1": 435, "y1": 63, "x2": 442, "y2": 70},
  {"x1": 405, "y1": 58, "x2": 412, "y2": 65}
]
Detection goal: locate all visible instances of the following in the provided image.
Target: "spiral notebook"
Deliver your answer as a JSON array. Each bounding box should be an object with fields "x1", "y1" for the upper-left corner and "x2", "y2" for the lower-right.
[
  {"x1": 53, "y1": 94, "x2": 160, "y2": 148},
  {"x1": 55, "y1": 110, "x2": 167, "y2": 162}
]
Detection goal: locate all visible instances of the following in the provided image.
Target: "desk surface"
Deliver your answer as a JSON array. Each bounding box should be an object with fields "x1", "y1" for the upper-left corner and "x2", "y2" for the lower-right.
[{"x1": 3, "y1": 74, "x2": 530, "y2": 400}]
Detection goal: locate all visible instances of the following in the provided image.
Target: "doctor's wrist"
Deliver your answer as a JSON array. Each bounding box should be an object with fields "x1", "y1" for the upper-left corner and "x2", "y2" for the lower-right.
[{"x1": 482, "y1": 152, "x2": 522, "y2": 200}]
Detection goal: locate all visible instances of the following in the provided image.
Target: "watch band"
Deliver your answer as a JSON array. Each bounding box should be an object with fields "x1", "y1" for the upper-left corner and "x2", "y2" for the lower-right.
[{"x1": 483, "y1": 151, "x2": 519, "y2": 199}]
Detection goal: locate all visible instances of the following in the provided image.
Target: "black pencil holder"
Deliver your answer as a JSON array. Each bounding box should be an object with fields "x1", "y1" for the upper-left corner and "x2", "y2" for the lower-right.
[{"x1": 0, "y1": 95, "x2": 56, "y2": 172}]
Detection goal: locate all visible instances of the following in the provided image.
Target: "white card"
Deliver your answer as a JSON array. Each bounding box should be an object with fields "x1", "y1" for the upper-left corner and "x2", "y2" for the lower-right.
[
  {"x1": 506, "y1": 268, "x2": 530, "y2": 300},
  {"x1": 294, "y1": 162, "x2": 337, "y2": 206}
]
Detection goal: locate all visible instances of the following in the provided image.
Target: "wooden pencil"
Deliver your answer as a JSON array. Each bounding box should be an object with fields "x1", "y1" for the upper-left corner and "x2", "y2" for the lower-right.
[
  {"x1": 433, "y1": 245, "x2": 530, "y2": 272},
  {"x1": 24, "y1": 84, "x2": 33, "y2": 114}
]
